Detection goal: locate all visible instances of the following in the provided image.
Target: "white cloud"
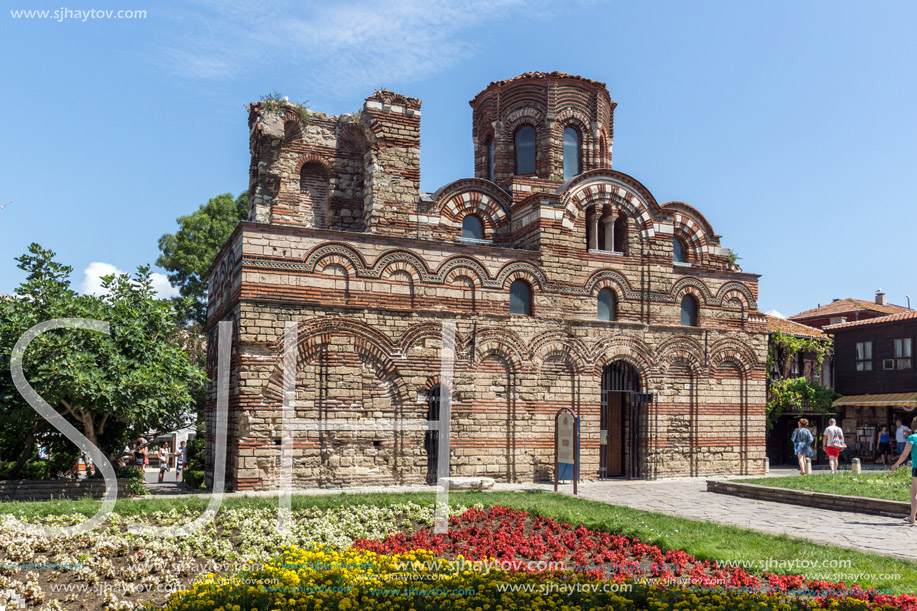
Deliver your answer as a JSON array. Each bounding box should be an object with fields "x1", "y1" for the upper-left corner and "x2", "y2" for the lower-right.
[
  {"x1": 150, "y1": 272, "x2": 181, "y2": 299},
  {"x1": 159, "y1": 0, "x2": 568, "y2": 97},
  {"x1": 80, "y1": 262, "x2": 122, "y2": 296},
  {"x1": 80, "y1": 263, "x2": 180, "y2": 299},
  {"x1": 764, "y1": 309, "x2": 786, "y2": 319}
]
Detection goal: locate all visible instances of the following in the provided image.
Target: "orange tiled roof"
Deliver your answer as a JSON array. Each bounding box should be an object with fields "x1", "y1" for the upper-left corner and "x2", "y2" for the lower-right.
[
  {"x1": 789, "y1": 298, "x2": 911, "y2": 320},
  {"x1": 825, "y1": 310, "x2": 917, "y2": 331},
  {"x1": 766, "y1": 315, "x2": 827, "y2": 339}
]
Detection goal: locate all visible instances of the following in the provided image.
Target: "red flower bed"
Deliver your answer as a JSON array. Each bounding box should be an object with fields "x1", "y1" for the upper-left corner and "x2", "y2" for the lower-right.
[{"x1": 352, "y1": 505, "x2": 916, "y2": 610}]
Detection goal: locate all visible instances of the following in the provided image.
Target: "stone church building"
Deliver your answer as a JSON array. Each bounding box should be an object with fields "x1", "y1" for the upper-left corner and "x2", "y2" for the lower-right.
[{"x1": 205, "y1": 72, "x2": 768, "y2": 490}]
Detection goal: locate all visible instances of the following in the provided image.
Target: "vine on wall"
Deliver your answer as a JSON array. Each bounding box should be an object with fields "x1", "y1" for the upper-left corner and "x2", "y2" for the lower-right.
[{"x1": 766, "y1": 330, "x2": 839, "y2": 430}]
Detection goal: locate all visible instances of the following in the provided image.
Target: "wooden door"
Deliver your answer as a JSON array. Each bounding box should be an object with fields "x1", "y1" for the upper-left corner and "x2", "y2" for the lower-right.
[{"x1": 605, "y1": 391, "x2": 624, "y2": 477}]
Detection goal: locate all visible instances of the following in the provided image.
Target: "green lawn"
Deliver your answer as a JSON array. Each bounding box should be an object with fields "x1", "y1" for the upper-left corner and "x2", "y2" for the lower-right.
[
  {"x1": 737, "y1": 467, "x2": 915, "y2": 502},
  {"x1": 1, "y1": 490, "x2": 915, "y2": 594}
]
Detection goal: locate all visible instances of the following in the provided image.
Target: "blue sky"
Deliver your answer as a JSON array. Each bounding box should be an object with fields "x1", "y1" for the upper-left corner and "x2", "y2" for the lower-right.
[{"x1": 1, "y1": 0, "x2": 915, "y2": 316}]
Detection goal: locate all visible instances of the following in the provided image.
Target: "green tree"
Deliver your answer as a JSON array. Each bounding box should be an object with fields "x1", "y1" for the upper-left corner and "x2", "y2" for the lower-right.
[
  {"x1": 156, "y1": 192, "x2": 248, "y2": 325},
  {"x1": 765, "y1": 331, "x2": 839, "y2": 430},
  {"x1": 0, "y1": 245, "x2": 80, "y2": 475},
  {"x1": 0, "y1": 244, "x2": 206, "y2": 470}
]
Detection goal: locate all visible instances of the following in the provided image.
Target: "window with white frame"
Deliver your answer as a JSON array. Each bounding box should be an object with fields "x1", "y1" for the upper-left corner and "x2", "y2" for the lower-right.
[
  {"x1": 895, "y1": 338, "x2": 912, "y2": 370},
  {"x1": 856, "y1": 341, "x2": 873, "y2": 371}
]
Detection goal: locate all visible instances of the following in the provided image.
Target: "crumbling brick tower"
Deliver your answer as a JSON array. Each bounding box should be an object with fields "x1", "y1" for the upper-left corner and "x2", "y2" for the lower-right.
[{"x1": 206, "y1": 72, "x2": 768, "y2": 491}]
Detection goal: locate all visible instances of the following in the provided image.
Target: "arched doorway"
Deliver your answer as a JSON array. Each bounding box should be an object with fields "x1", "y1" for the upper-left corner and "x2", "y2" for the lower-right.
[
  {"x1": 600, "y1": 362, "x2": 655, "y2": 479},
  {"x1": 424, "y1": 385, "x2": 441, "y2": 485}
]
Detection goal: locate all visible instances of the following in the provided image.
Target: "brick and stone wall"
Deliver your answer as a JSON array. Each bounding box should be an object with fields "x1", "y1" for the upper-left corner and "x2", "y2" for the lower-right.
[
  {"x1": 207, "y1": 72, "x2": 768, "y2": 490},
  {"x1": 470, "y1": 72, "x2": 615, "y2": 183}
]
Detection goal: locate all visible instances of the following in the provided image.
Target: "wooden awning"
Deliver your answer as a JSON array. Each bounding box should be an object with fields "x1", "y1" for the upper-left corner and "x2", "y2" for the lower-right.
[{"x1": 833, "y1": 392, "x2": 917, "y2": 410}]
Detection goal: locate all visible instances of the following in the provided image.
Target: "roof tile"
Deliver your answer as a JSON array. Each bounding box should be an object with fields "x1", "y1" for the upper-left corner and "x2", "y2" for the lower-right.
[
  {"x1": 766, "y1": 315, "x2": 827, "y2": 339},
  {"x1": 824, "y1": 310, "x2": 917, "y2": 331},
  {"x1": 790, "y1": 298, "x2": 911, "y2": 320}
]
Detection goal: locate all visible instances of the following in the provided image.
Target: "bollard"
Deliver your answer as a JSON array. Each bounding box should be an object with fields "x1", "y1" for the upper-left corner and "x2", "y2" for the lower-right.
[
  {"x1": 805, "y1": 457, "x2": 812, "y2": 475},
  {"x1": 764, "y1": 457, "x2": 770, "y2": 474},
  {"x1": 851, "y1": 458, "x2": 861, "y2": 474}
]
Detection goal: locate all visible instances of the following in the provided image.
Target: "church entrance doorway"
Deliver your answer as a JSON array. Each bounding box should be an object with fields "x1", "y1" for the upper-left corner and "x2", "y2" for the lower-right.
[{"x1": 600, "y1": 361, "x2": 655, "y2": 479}]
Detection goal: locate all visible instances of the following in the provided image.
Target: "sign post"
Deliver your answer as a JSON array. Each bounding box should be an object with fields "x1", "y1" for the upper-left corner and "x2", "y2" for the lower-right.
[{"x1": 554, "y1": 408, "x2": 579, "y2": 495}]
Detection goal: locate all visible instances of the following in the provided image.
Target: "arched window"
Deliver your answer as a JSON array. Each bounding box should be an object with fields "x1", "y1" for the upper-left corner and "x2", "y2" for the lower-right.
[
  {"x1": 486, "y1": 138, "x2": 495, "y2": 181},
  {"x1": 599, "y1": 134, "x2": 608, "y2": 166},
  {"x1": 461, "y1": 214, "x2": 484, "y2": 240},
  {"x1": 680, "y1": 295, "x2": 699, "y2": 327},
  {"x1": 515, "y1": 126, "x2": 536, "y2": 174},
  {"x1": 563, "y1": 127, "x2": 580, "y2": 180},
  {"x1": 673, "y1": 237, "x2": 687, "y2": 263},
  {"x1": 597, "y1": 288, "x2": 616, "y2": 321},
  {"x1": 613, "y1": 216, "x2": 627, "y2": 255},
  {"x1": 509, "y1": 279, "x2": 533, "y2": 315}
]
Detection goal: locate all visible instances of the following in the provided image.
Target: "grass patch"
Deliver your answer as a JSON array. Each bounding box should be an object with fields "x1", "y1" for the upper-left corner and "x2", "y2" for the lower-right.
[
  {"x1": 737, "y1": 468, "x2": 914, "y2": 502},
  {"x1": 1, "y1": 490, "x2": 915, "y2": 594}
]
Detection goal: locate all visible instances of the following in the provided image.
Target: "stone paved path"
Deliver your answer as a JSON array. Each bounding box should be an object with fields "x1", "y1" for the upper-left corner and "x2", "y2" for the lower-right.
[{"x1": 549, "y1": 475, "x2": 917, "y2": 562}]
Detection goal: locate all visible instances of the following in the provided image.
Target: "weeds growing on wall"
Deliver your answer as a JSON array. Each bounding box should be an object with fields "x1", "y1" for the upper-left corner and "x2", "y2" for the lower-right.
[{"x1": 255, "y1": 91, "x2": 310, "y2": 126}]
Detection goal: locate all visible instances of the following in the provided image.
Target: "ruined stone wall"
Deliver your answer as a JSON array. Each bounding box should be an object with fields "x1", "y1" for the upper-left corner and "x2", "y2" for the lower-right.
[
  {"x1": 246, "y1": 91, "x2": 422, "y2": 238},
  {"x1": 361, "y1": 90, "x2": 422, "y2": 236}
]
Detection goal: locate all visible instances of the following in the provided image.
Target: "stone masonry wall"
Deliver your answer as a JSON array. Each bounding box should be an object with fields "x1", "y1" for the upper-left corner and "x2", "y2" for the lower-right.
[
  {"x1": 209, "y1": 73, "x2": 767, "y2": 490},
  {"x1": 206, "y1": 222, "x2": 767, "y2": 490}
]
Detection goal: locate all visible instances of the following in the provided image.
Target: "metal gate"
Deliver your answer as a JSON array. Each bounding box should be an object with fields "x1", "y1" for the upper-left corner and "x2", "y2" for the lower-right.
[
  {"x1": 424, "y1": 385, "x2": 441, "y2": 485},
  {"x1": 627, "y1": 390, "x2": 657, "y2": 480},
  {"x1": 600, "y1": 362, "x2": 657, "y2": 480}
]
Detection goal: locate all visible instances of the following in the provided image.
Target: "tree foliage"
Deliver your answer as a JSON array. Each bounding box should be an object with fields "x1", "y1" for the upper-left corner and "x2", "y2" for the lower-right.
[
  {"x1": 0, "y1": 244, "x2": 206, "y2": 474},
  {"x1": 766, "y1": 377, "x2": 840, "y2": 430},
  {"x1": 765, "y1": 330, "x2": 838, "y2": 430},
  {"x1": 156, "y1": 192, "x2": 248, "y2": 325},
  {"x1": 767, "y1": 330, "x2": 832, "y2": 379}
]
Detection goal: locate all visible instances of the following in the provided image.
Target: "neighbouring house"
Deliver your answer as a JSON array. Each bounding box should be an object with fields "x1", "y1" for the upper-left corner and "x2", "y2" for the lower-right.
[
  {"x1": 205, "y1": 72, "x2": 769, "y2": 491},
  {"x1": 789, "y1": 291, "x2": 911, "y2": 330},
  {"x1": 826, "y1": 311, "x2": 917, "y2": 462},
  {"x1": 765, "y1": 315, "x2": 835, "y2": 466}
]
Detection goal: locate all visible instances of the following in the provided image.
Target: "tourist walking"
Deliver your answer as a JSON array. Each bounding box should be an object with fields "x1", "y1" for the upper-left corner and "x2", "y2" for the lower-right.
[
  {"x1": 792, "y1": 418, "x2": 814, "y2": 475},
  {"x1": 133, "y1": 438, "x2": 148, "y2": 469},
  {"x1": 823, "y1": 418, "x2": 846, "y2": 474},
  {"x1": 157, "y1": 442, "x2": 171, "y2": 484},
  {"x1": 896, "y1": 419, "x2": 913, "y2": 465},
  {"x1": 877, "y1": 425, "x2": 893, "y2": 466},
  {"x1": 176, "y1": 440, "x2": 187, "y2": 483},
  {"x1": 890, "y1": 416, "x2": 917, "y2": 525}
]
